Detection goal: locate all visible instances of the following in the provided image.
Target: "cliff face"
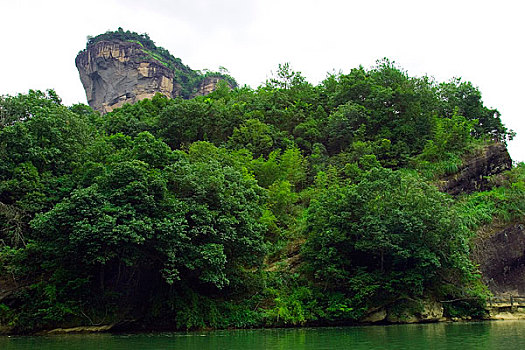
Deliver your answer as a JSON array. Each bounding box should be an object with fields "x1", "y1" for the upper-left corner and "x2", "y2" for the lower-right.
[
  {"x1": 440, "y1": 143, "x2": 512, "y2": 195},
  {"x1": 472, "y1": 223, "x2": 525, "y2": 295},
  {"x1": 438, "y1": 143, "x2": 522, "y2": 295},
  {"x1": 76, "y1": 41, "x2": 177, "y2": 113},
  {"x1": 192, "y1": 76, "x2": 225, "y2": 97},
  {"x1": 76, "y1": 40, "x2": 229, "y2": 114}
]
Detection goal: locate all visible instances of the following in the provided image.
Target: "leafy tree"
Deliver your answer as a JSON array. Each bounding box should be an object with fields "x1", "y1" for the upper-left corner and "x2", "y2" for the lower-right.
[
  {"x1": 229, "y1": 119, "x2": 275, "y2": 156},
  {"x1": 438, "y1": 79, "x2": 511, "y2": 141},
  {"x1": 248, "y1": 146, "x2": 307, "y2": 190},
  {"x1": 326, "y1": 103, "x2": 369, "y2": 153},
  {"x1": 159, "y1": 98, "x2": 212, "y2": 148},
  {"x1": 0, "y1": 90, "x2": 95, "y2": 178},
  {"x1": 104, "y1": 93, "x2": 170, "y2": 137},
  {"x1": 30, "y1": 138, "x2": 267, "y2": 291},
  {"x1": 164, "y1": 153, "x2": 267, "y2": 288},
  {"x1": 0, "y1": 90, "x2": 97, "y2": 251},
  {"x1": 321, "y1": 59, "x2": 438, "y2": 164},
  {"x1": 266, "y1": 63, "x2": 307, "y2": 90},
  {"x1": 302, "y1": 168, "x2": 477, "y2": 315}
]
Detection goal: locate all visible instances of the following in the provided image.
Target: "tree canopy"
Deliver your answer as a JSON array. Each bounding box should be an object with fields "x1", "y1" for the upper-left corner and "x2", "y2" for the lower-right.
[{"x1": 0, "y1": 59, "x2": 519, "y2": 332}]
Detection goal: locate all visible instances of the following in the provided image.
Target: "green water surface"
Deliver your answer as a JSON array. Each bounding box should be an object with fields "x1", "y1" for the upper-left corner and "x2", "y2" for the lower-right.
[{"x1": 1, "y1": 321, "x2": 524, "y2": 349}]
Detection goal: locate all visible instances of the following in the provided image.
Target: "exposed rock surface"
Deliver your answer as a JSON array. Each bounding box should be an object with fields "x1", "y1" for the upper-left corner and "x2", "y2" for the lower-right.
[
  {"x1": 45, "y1": 324, "x2": 115, "y2": 334},
  {"x1": 386, "y1": 300, "x2": 444, "y2": 323},
  {"x1": 360, "y1": 308, "x2": 387, "y2": 323},
  {"x1": 192, "y1": 76, "x2": 225, "y2": 97},
  {"x1": 438, "y1": 142, "x2": 524, "y2": 298},
  {"x1": 76, "y1": 41, "x2": 176, "y2": 114},
  {"x1": 440, "y1": 143, "x2": 512, "y2": 195},
  {"x1": 360, "y1": 300, "x2": 444, "y2": 324},
  {"x1": 76, "y1": 40, "x2": 230, "y2": 114},
  {"x1": 488, "y1": 309, "x2": 525, "y2": 320},
  {"x1": 472, "y1": 223, "x2": 525, "y2": 295}
]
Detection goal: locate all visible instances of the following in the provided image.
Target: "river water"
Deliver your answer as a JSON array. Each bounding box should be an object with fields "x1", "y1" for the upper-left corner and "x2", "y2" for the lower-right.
[{"x1": 1, "y1": 321, "x2": 524, "y2": 349}]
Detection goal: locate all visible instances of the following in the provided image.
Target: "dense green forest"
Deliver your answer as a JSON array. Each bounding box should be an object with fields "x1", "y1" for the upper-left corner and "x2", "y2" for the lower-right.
[{"x1": 1, "y1": 59, "x2": 524, "y2": 333}]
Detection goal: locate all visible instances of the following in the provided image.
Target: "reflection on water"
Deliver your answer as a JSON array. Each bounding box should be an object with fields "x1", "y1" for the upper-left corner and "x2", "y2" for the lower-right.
[{"x1": 1, "y1": 321, "x2": 525, "y2": 350}]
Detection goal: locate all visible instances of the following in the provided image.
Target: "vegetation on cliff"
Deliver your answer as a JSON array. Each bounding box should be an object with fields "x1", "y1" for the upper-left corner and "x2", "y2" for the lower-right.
[
  {"x1": 0, "y1": 58, "x2": 522, "y2": 333},
  {"x1": 84, "y1": 28, "x2": 237, "y2": 98}
]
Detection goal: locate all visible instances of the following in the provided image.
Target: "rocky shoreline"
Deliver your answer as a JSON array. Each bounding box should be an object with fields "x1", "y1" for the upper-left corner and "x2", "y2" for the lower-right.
[{"x1": 2, "y1": 307, "x2": 525, "y2": 336}]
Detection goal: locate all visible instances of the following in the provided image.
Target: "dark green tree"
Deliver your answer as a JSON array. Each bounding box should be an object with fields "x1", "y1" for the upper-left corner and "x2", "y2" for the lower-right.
[{"x1": 302, "y1": 168, "x2": 477, "y2": 316}]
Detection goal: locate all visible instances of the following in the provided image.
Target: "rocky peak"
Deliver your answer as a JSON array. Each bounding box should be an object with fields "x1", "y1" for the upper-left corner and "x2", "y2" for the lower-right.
[
  {"x1": 76, "y1": 40, "x2": 175, "y2": 114},
  {"x1": 76, "y1": 30, "x2": 236, "y2": 114}
]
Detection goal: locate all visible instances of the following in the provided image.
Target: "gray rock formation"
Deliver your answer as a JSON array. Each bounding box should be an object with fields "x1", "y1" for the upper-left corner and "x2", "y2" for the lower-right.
[
  {"x1": 360, "y1": 299, "x2": 444, "y2": 324},
  {"x1": 472, "y1": 223, "x2": 525, "y2": 295},
  {"x1": 191, "y1": 76, "x2": 225, "y2": 97},
  {"x1": 439, "y1": 143, "x2": 512, "y2": 195},
  {"x1": 76, "y1": 40, "x2": 176, "y2": 114},
  {"x1": 76, "y1": 40, "x2": 231, "y2": 114}
]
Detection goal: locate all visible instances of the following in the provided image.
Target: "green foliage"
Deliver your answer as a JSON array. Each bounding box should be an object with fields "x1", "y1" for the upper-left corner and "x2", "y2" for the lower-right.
[
  {"x1": 265, "y1": 285, "x2": 317, "y2": 325},
  {"x1": 164, "y1": 152, "x2": 267, "y2": 287},
  {"x1": 158, "y1": 97, "x2": 244, "y2": 148},
  {"x1": 456, "y1": 163, "x2": 525, "y2": 228},
  {"x1": 322, "y1": 59, "x2": 438, "y2": 164},
  {"x1": 152, "y1": 285, "x2": 264, "y2": 330},
  {"x1": 103, "y1": 94, "x2": 169, "y2": 137},
  {"x1": 0, "y1": 90, "x2": 96, "y2": 178},
  {"x1": 421, "y1": 111, "x2": 477, "y2": 161},
  {"x1": 326, "y1": 103, "x2": 369, "y2": 152},
  {"x1": 29, "y1": 145, "x2": 267, "y2": 291},
  {"x1": 248, "y1": 146, "x2": 307, "y2": 190},
  {"x1": 438, "y1": 78, "x2": 512, "y2": 142},
  {"x1": 229, "y1": 119, "x2": 275, "y2": 156},
  {"x1": 267, "y1": 181, "x2": 298, "y2": 226},
  {"x1": 0, "y1": 56, "x2": 517, "y2": 332},
  {"x1": 302, "y1": 168, "x2": 478, "y2": 314},
  {"x1": 266, "y1": 63, "x2": 308, "y2": 90}
]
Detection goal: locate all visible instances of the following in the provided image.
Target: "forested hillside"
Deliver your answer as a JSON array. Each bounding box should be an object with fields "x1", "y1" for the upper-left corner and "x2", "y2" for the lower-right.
[{"x1": 1, "y1": 60, "x2": 524, "y2": 333}]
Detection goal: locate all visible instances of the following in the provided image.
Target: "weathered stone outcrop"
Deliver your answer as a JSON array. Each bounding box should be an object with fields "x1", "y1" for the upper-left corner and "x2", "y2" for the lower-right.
[
  {"x1": 192, "y1": 76, "x2": 224, "y2": 97},
  {"x1": 386, "y1": 300, "x2": 444, "y2": 323},
  {"x1": 360, "y1": 308, "x2": 388, "y2": 323},
  {"x1": 76, "y1": 41, "x2": 177, "y2": 114},
  {"x1": 440, "y1": 142, "x2": 523, "y2": 296},
  {"x1": 472, "y1": 223, "x2": 525, "y2": 295},
  {"x1": 76, "y1": 40, "x2": 231, "y2": 114},
  {"x1": 360, "y1": 299, "x2": 444, "y2": 324},
  {"x1": 440, "y1": 143, "x2": 512, "y2": 195}
]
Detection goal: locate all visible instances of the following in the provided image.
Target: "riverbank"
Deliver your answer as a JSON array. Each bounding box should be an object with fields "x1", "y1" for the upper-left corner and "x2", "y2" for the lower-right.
[
  {"x1": 487, "y1": 308, "x2": 525, "y2": 321},
  {"x1": 2, "y1": 309, "x2": 523, "y2": 336}
]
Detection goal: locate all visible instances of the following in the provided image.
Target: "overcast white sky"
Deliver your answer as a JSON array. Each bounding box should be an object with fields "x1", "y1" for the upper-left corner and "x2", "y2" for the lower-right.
[{"x1": 1, "y1": 0, "x2": 523, "y2": 161}]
